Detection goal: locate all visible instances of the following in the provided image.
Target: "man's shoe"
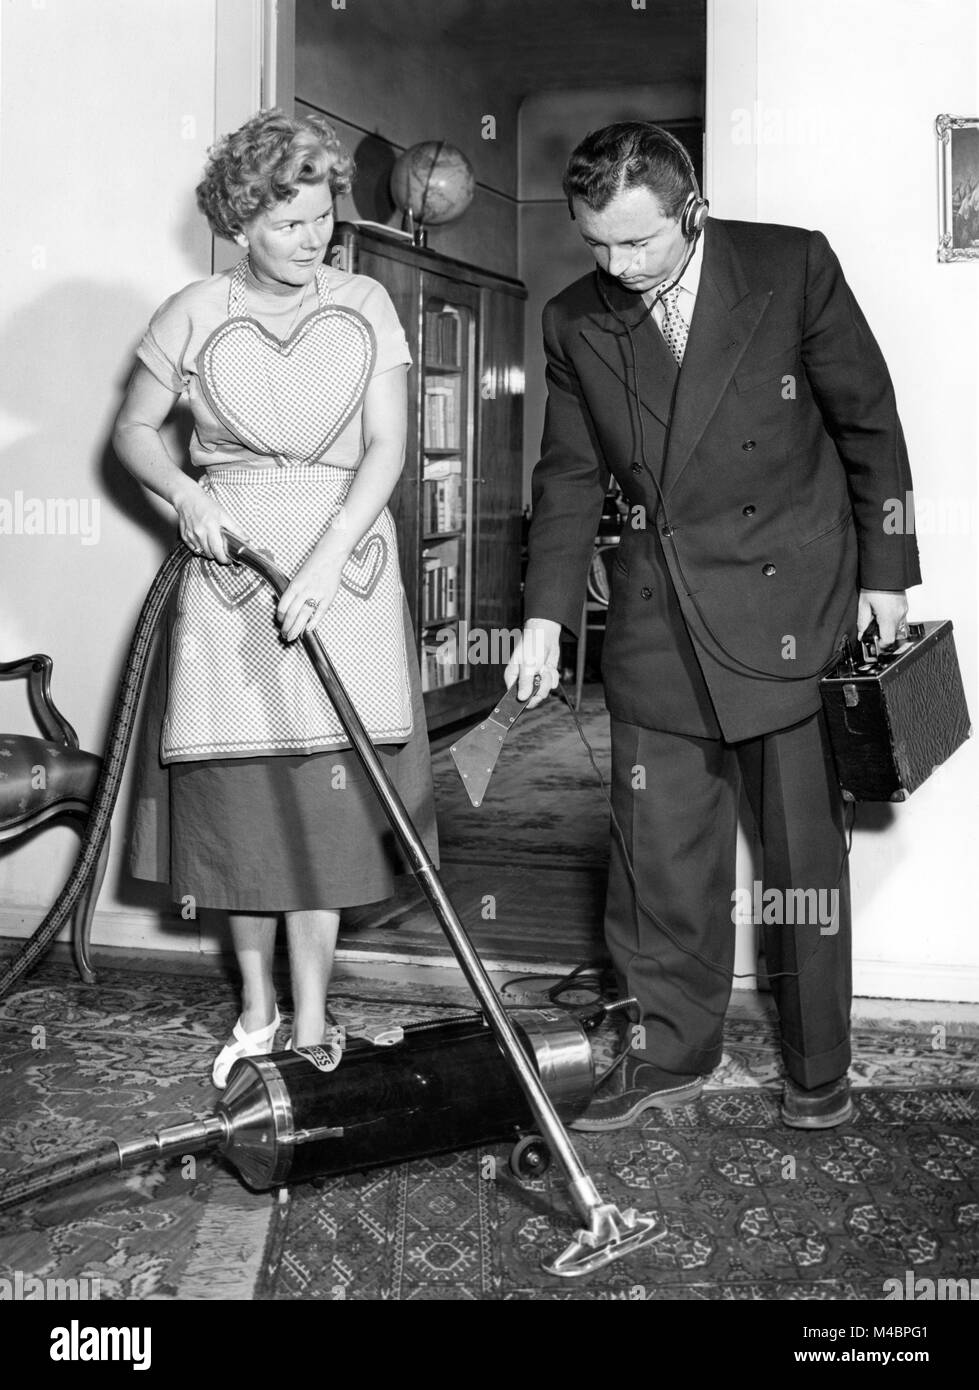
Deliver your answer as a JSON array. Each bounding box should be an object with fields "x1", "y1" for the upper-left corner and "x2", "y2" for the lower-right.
[
  {"x1": 570, "y1": 1055, "x2": 704, "y2": 1132},
  {"x1": 781, "y1": 1075, "x2": 854, "y2": 1129}
]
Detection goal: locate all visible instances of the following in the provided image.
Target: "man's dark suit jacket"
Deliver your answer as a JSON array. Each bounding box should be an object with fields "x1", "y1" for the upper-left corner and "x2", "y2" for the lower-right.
[{"x1": 524, "y1": 217, "x2": 921, "y2": 742}]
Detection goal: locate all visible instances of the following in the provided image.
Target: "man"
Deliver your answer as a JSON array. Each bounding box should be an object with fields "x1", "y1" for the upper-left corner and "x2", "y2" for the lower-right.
[{"x1": 505, "y1": 123, "x2": 919, "y2": 1132}]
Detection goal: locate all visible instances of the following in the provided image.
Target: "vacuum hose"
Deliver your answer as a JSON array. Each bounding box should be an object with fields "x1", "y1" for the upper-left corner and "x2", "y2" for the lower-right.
[
  {"x1": 0, "y1": 533, "x2": 668, "y2": 1276},
  {"x1": 0, "y1": 545, "x2": 189, "y2": 999}
]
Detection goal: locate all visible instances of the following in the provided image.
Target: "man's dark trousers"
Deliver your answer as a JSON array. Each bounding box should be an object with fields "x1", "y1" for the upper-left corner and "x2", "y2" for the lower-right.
[{"x1": 604, "y1": 707, "x2": 852, "y2": 1089}]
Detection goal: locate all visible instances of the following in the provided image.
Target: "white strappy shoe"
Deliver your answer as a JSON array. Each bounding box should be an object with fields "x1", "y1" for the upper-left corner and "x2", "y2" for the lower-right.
[{"x1": 211, "y1": 1006, "x2": 281, "y2": 1089}]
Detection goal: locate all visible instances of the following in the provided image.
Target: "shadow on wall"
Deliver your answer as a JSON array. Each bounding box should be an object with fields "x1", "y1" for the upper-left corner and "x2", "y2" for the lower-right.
[
  {"x1": 0, "y1": 280, "x2": 199, "y2": 922},
  {"x1": 347, "y1": 133, "x2": 400, "y2": 225},
  {"x1": 0, "y1": 281, "x2": 191, "y2": 563}
]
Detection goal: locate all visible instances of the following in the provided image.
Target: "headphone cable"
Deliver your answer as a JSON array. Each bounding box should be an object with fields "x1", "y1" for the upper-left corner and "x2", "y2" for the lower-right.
[{"x1": 595, "y1": 258, "x2": 850, "y2": 684}]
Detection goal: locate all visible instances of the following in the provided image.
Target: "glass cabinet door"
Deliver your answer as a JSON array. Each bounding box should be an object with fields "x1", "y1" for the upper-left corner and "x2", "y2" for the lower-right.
[
  {"x1": 419, "y1": 281, "x2": 476, "y2": 697},
  {"x1": 329, "y1": 224, "x2": 525, "y2": 729}
]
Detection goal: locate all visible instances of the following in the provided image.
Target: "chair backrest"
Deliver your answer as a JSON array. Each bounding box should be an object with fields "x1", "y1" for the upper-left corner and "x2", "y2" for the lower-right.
[
  {"x1": 585, "y1": 547, "x2": 614, "y2": 609},
  {"x1": 0, "y1": 655, "x2": 79, "y2": 748}
]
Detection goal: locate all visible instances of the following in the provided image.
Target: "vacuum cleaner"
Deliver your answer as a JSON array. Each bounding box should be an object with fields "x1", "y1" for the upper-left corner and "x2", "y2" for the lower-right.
[
  {"x1": 0, "y1": 533, "x2": 666, "y2": 1278},
  {"x1": 0, "y1": 1007, "x2": 600, "y2": 1195}
]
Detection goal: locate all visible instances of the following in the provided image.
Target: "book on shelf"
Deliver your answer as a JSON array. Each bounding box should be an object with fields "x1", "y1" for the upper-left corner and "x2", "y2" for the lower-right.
[
  {"x1": 420, "y1": 554, "x2": 459, "y2": 626},
  {"x1": 421, "y1": 638, "x2": 460, "y2": 692},
  {"x1": 424, "y1": 304, "x2": 462, "y2": 367},
  {"x1": 423, "y1": 378, "x2": 461, "y2": 449},
  {"x1": 422, "y1": 456, "x2": 462, "y2": 481},
  {"x1": 423, "y1": 468, "x2": 464, "y2": 534}
]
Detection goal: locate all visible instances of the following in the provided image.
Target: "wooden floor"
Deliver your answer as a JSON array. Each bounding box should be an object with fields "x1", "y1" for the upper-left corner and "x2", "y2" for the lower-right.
[
  {"x1": 341, "y1": 862, "x2": 608, "y2": 971},
  {"x1": 339, "y1": 685, "x2": 613, "y2": 971}
]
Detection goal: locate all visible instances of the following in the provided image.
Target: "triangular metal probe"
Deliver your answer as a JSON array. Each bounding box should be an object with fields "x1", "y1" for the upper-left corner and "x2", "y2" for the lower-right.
[{"x1": 448, "y1": 680, "x2": 536, "y2": 807}]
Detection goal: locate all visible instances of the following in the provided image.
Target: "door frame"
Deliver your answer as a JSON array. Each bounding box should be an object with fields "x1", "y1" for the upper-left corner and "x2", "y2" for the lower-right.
[{"x1": 212, "y1": 0, "x2": 295, "y2": 271}]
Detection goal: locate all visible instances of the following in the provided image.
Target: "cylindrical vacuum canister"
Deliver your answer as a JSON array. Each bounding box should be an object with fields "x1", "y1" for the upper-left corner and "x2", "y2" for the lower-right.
[{"x1": 217, "y1": 1008, "x2": 594, "y2": 1189}]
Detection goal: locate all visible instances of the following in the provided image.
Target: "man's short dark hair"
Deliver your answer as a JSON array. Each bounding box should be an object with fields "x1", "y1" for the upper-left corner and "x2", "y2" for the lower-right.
[{"x1": 562, "y1": 122, "x2": 694, "y2": 220}]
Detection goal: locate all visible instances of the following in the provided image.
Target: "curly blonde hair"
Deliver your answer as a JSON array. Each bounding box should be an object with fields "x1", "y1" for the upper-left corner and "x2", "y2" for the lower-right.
[{"x1": 196, "y1": 109, "x2": 354, "y2": 241}]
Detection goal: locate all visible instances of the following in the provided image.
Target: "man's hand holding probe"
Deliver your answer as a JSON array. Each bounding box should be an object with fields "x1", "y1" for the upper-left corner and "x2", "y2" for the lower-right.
[{"x1": 504, "y1": 618, "x2": 563, "y2": 709}]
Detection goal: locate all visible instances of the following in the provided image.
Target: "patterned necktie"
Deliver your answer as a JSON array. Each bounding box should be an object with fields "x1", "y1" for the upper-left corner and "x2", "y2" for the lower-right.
[{"x1": 658, "y1": 285, "x2": 688, "y2": 364}]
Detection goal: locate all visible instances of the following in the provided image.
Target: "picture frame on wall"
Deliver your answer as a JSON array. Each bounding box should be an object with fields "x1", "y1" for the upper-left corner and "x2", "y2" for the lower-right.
[{"x1": 936, "y1": 114, "x2": 979, "y2": 261}]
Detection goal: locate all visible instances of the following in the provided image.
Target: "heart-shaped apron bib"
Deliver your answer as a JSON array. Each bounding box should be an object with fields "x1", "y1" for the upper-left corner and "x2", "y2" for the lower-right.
[{"x1": 160, "y1": 260, "x2": 413, "y2": 764}]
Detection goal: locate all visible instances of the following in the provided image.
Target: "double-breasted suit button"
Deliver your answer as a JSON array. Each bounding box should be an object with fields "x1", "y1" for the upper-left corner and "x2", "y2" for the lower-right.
[
  {"x1": 741, "y1": 440, "x2": 756, "y2": 451},
  {"x1": 660, "y1": 524, "x2": 674, "y2": 537},
  {"x1": 640, "y1": 586, "x2": 652, "y2": 599},
  {"x1": 631, "y1": 461, "x2": 643, "y2": 473},
  {"x1": 762, "y1": 563, "x2": 776, "y2": 577},
  {"x1": 742, "y1": 504, "x2": 756, "y2": 516}
]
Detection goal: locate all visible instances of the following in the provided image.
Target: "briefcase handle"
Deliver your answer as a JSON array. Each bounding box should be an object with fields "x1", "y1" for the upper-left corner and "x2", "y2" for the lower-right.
[{"x1": 858, "y1": 617, "x2": 923, "y2": 664}]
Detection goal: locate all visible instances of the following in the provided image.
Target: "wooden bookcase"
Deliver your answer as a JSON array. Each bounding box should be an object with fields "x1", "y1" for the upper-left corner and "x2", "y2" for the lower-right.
[{"x1": 330, "y1": 223, "x2": 527, "y2": 730}]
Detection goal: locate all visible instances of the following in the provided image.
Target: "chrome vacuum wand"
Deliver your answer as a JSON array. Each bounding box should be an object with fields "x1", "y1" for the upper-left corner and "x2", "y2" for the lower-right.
[
  {"x1": 220, "y1": 533, "x2": 667, "y2": 1277},
  {"x1": 0, "y1": 1118, "x2": 228, "y2": 1212}
]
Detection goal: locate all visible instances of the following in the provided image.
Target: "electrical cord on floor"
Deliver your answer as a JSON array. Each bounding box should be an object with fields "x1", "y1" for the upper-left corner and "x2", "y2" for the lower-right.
[
  {"x1": 498, "y1": 959, "x2": 611, "y2": 1007},
  {"x1": 498, "y1": 959, "x2": 639, "y2": 1087}
]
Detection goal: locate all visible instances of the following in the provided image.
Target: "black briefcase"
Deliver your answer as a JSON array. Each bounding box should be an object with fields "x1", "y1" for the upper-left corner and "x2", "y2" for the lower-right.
[{"x1": 819, "y1": 620, "x2": 972, "y2": 802}]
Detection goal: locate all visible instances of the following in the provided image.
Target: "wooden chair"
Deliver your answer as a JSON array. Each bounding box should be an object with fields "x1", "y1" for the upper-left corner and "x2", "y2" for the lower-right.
[{"x1": 0, "y1": 655, "x2": 107, "y2": 983}]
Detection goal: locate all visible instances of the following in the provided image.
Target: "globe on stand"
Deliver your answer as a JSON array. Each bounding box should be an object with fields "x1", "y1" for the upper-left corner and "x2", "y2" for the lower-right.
[{"x1": 390, "y1": 141, "x2": 476, "y2": 246}]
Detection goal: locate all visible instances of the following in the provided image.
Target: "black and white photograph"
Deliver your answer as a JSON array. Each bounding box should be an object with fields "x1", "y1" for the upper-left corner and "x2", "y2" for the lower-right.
[{"x1": 0, "y1": 0, "x2": 976, "y2": 1343}]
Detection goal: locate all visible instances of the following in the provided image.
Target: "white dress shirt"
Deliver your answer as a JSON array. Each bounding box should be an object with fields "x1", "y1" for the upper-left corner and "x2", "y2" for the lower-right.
[{"x1": 643, "y1": 226, "x2": 706, "y2": 342}]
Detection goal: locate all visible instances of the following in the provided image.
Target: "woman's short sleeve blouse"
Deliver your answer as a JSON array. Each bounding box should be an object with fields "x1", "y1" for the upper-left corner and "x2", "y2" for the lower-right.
[{"x1": 135, "y1": 265, "x2": 411, "y2": 471}]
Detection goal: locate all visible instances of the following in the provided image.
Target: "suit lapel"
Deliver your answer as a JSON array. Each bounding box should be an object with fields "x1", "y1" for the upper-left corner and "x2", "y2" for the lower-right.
[{"x1": 662, "y1": 221, "x2": 773, "y2": 495}]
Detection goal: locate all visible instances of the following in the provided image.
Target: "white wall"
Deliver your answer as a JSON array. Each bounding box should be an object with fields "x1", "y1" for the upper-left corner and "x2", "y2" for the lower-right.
[
  {"x1": 0, "y1": 0, "x2": 265, "y2": 955},
  {"x1": 708, "y1": 0, "x2": 979, "y2": 1000}
]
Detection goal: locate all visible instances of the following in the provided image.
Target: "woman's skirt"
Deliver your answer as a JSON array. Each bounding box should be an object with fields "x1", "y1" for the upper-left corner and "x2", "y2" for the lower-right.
[{"x1": 127, "y1": 593, "x2": 439, "y2": 913}]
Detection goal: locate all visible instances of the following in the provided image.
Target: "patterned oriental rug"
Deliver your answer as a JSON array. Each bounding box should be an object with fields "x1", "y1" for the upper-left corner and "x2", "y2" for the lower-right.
[
  {"x1": 261, "y1": 1087, "x2": 979, "y2": 1301},
  {"x1": 1, "y1": 959, "x2": 976, "y2": 1300}
]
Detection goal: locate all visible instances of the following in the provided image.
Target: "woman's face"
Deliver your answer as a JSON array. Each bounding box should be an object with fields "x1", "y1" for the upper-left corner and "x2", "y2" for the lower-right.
[{"x1": 242, "y1": 178, "x2": 335, "y2": 289}]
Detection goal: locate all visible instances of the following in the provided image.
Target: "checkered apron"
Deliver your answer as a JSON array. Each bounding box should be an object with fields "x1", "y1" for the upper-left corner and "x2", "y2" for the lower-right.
[{"x1": 159, "y1": 261, "x2": 413, "y2": 764}]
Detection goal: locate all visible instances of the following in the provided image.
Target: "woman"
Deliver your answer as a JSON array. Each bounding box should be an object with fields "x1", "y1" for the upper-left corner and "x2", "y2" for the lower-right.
[{"x1": 114, "y1": 109, "x2": 437, "y2": 1085}]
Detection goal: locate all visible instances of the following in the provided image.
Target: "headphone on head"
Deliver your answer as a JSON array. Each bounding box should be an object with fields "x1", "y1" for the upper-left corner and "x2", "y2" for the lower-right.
[
  {"x1": 648, "y1": 122, "x2": 709, "y2": 241},
  {"x1": 568, "y1": 121, "x2": 709, "y2": 240},
  {"x1": 587, "y1": 123, "x2": 708, "y2": 304}
]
